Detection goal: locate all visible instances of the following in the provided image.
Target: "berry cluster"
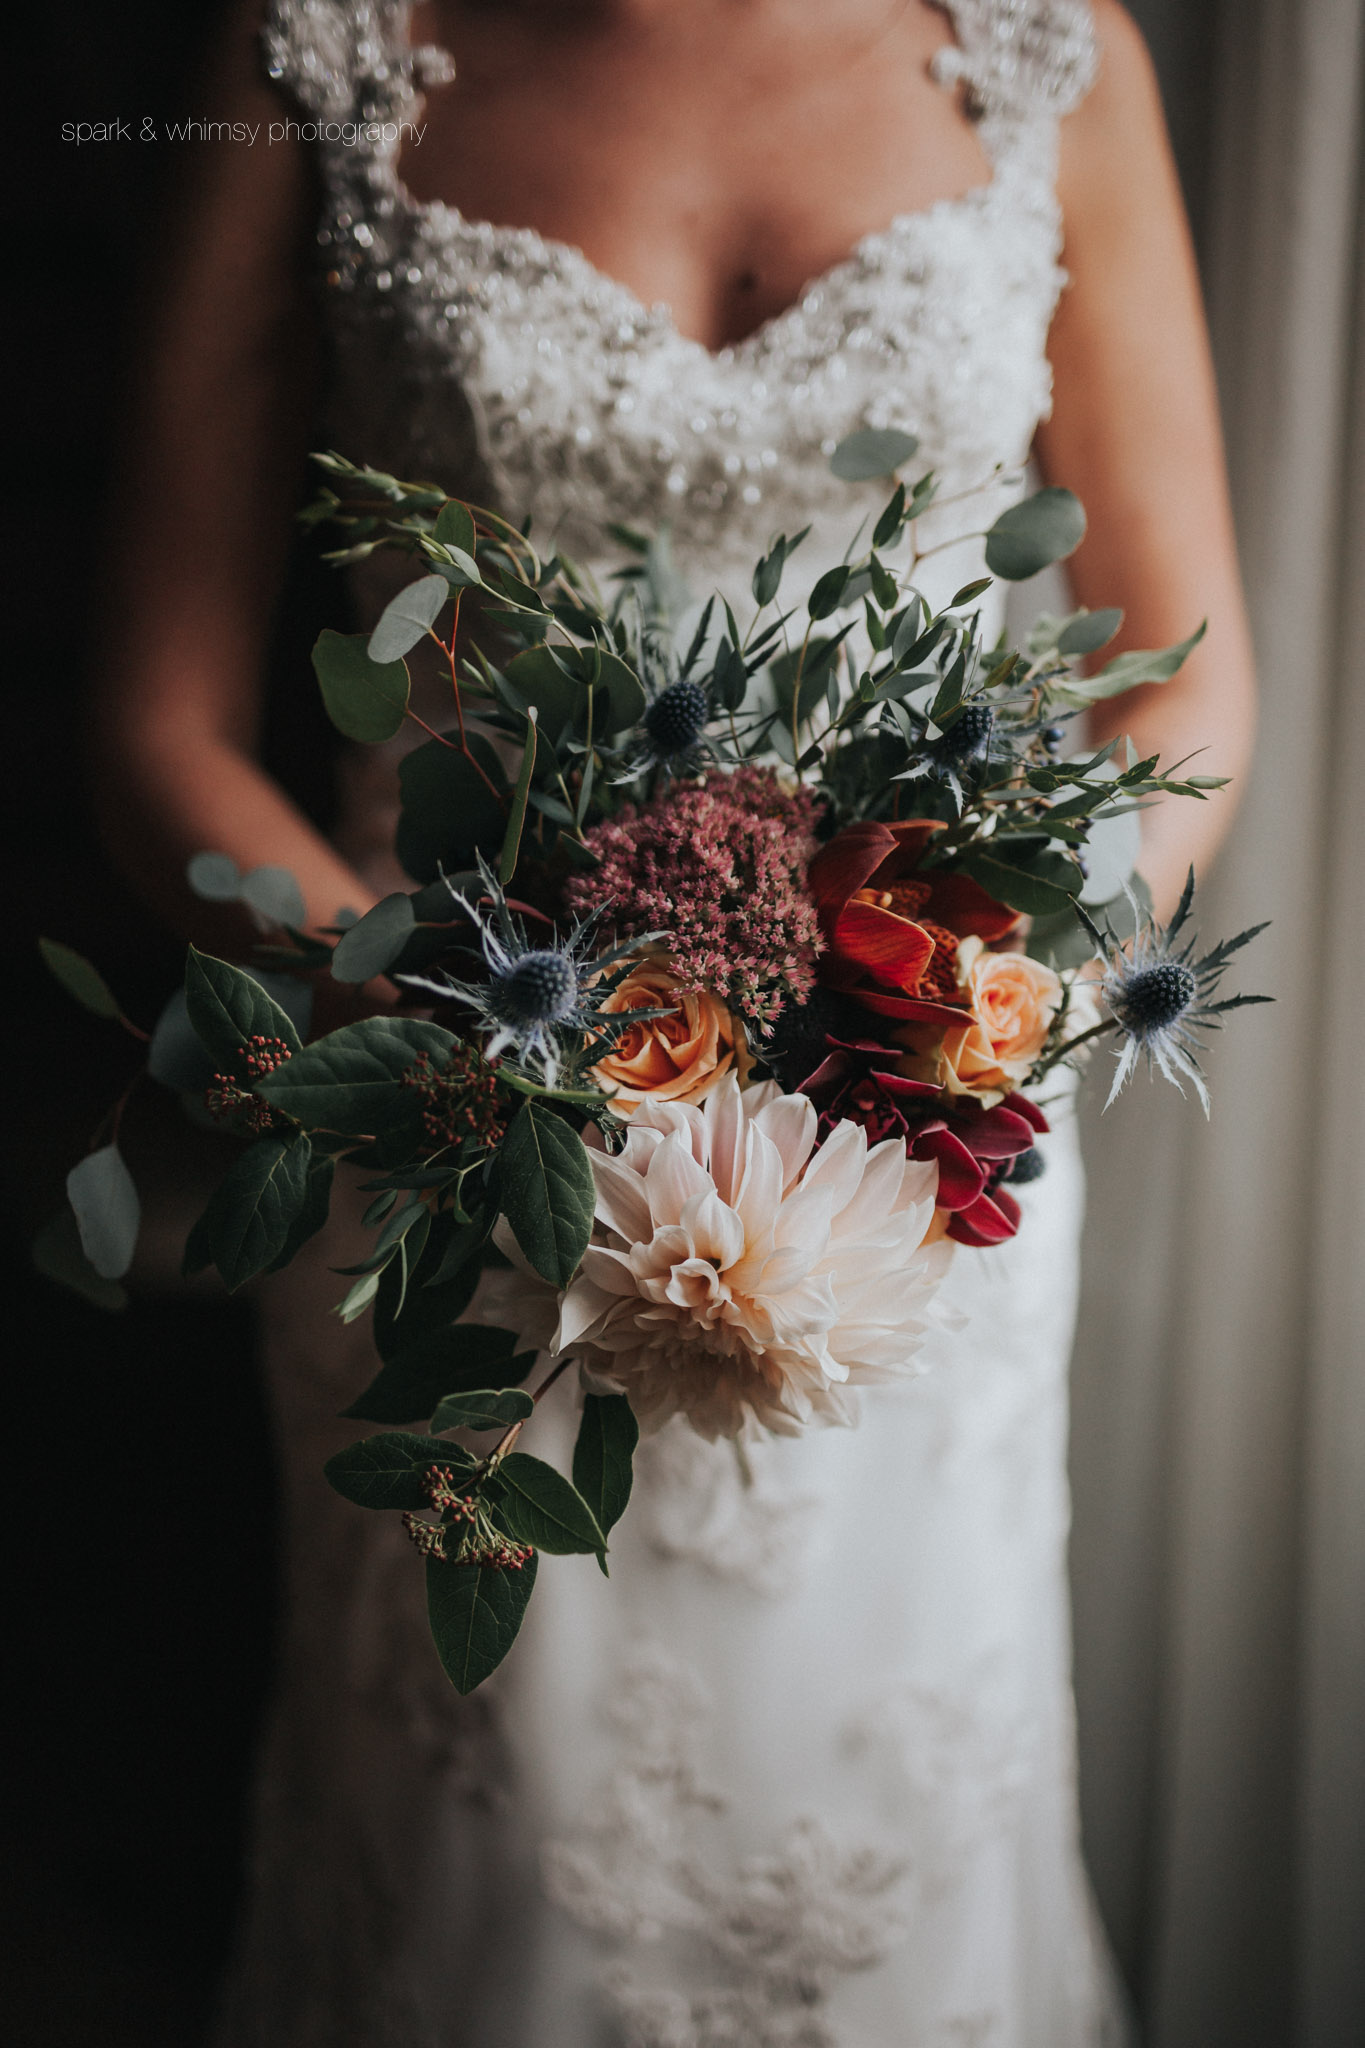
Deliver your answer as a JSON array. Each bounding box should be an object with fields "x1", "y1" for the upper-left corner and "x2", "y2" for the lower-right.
[
  {"x1": 204, "y1": 1034, "x2": 294, "y2": 1134},
  {"x1": 401, "y1": 1046, "x2": 508, "y2": 1152},
  {"x1": 401, "y1": 1464, "x2": 534, "y2": 1571}
]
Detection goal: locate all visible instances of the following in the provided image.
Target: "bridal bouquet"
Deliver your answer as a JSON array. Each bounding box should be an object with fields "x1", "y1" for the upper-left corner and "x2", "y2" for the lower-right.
[{"x1": 42, "y1": 431, "x2": 1266, "y2": 1691}]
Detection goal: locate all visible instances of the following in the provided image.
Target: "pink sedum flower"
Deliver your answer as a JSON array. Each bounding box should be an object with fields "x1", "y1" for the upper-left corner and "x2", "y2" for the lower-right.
[{"x1": 483, "y1": 1075, "x2": 952, "y2": 1441}]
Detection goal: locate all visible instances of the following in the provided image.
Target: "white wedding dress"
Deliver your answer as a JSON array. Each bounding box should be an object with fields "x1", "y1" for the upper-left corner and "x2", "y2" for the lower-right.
[{"x1": 212, "y1": 4, "x2": 1130, "y2": 2043}]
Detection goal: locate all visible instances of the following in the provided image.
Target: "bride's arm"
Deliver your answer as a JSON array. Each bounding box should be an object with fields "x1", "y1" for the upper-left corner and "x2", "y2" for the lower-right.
[
  {"x1": 91, "y1": 0, "x2": 381, "y2": 951},
  {"x1": 1036, "y1": 0, "x2": 1257, "y2": 919}
]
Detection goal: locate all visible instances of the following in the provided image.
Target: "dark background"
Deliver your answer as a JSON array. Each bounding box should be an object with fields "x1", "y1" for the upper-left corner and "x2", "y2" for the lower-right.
[{"x1": 10, "y1": 5, "x2": 1220, "y2": 2041}]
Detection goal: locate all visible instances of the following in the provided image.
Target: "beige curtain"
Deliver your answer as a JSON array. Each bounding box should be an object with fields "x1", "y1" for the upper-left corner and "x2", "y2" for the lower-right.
[{"x1": 1069, "y1": 2, "x2": 1365, "y2": 2043}]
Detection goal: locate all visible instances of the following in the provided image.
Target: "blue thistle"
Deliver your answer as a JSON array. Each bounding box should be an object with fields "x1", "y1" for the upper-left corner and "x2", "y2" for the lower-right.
[
  {"x1": 398, "y1": 855, "x2": 666, "y2": 1086},
  {"x1": 1091, "y1": 870, "x2": 1270, "y2": 1113}
]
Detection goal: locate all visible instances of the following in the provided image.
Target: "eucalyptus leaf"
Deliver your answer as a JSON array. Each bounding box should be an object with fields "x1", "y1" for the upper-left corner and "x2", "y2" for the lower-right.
[
  {"x1": 592, "y1": 652, "x2": 648, "y2": 733},
  {"x1": 1057, "y1": 607, "x2": 1124, "y2": 657},
  {"x1": 395, "y1": 732, "x2": 507, "y2": 881},
  {"x1": 38, "y1": 939, "x2": 122, "y2": 1023},
  {"x1": 434, "y1": 500, "x2": 477, "y2": 556},
  {"x1": 956, "y1": 844, "x2": 1082, "y2": 918},
  {"x1": 368, "y1": 574, "x2": 450, "y2": 662},
  {"x1": 829, "y1": 427, "x2": 919, "y2": 481},
  {"x1": 499, "y1": 1100, "x2": 596, "y2": 1286},
  {"x1": 185, "y1": 851, "x2": 241, "y2": 902},
  {"x1": 498, "y1": 713, "x2": 538, "y2": 888},
  {"x1": 66, "y1": 1144, "x2": 141, "y2": 1281},
  {"x1": 1074, "y1": 623, "x2": 1208, "y2": 699},
  {"x1": 311, "y1": 628, "x2": 411, "y2": 742},
  {"x1": 985, "y1": 488, "x2": 1086, "y2": 581},
  {"x1": 431, "y1": 1386, "x2": 534, "y2": 1433},
  {"x1": 34, "y1": 1202, "x2": 127, "y2": 1309},
  {"x1": 426, "y1": 1551, "x2": 538, "y2": 1694},
  {"x1": 330, "y1": 893, "x2": 417, "y2": 983},
  {"x1": 238, "y1": 865, "x2": 307, "y2": 928}
]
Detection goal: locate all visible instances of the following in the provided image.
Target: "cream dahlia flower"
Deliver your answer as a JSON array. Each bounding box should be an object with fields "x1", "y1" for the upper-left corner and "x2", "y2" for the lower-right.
[{"x1": 481, "y1": 1076, "x2": 952, "y2": 1441}]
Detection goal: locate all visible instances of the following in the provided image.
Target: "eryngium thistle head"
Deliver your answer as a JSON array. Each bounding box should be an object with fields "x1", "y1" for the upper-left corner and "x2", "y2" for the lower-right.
[
  {"x1": 938, "y1": 702, "x2": 993, "y2": 762},
  {"x1": 1105, "y1": 959, "x2": 1196, "y2": 1034},
  {"x1": 644, "y1": 677, "x2": 708, "y2": 756},
  {"x1": 489, "y1": 948, "x2": 579, "y2": 1029}
]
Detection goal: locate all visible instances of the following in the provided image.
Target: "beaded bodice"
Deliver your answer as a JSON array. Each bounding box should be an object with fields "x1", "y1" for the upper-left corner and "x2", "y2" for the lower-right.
[{"x1": 263, "y1": 0, "x2": 1097, "y2": 594}]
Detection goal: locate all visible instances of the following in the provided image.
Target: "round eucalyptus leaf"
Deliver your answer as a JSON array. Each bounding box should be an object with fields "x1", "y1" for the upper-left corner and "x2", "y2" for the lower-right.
[
  {"x1": 985, "y1": 488, "x2": 1087, "y2": 581},
  {"x1": 38, "y1": 939, "x2": 122, "y2": 1022},
  {"x1": 67, "y1": 1143, "x2": 141, "y2": 1280},
  {"x1": 147, "y1": 990, "x2": 214, "y2": 1090},
  {"x1": 829, "y1": 428, "x2": 919, "y2": 482},
  {"x1": 368, "y1": 574, "x2": 451, "y2": 662},
  {"x1": 186, "y1": 851, "x2": 241, "y2": 901},
  {"x1": 238, "y1": 864, "x2": 307, "y2": 928},
  {"x1": 434, "y1": 499, "x2": 477, "y2": 557},
  {"x1": 311, "y1": 629, "x2": 411, "y2": 742}
]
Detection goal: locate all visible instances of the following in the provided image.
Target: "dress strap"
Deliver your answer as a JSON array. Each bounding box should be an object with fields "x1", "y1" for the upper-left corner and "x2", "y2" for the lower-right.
[
  {"x1": 261, "y1": 0, "x2": 453, "y2": 127},
  {"x1": 929, "y1": 0, "x2": 1098, "y2": 123}
]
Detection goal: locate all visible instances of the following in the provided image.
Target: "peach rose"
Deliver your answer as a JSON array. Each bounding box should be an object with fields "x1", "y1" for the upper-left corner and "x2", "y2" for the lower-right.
[
  {"x1": 589, "y1": 958, "x2": 751, "y2": 1117},
  {"x1": 957, "y1": 935, "x2": 1063, "y2": 1083}
]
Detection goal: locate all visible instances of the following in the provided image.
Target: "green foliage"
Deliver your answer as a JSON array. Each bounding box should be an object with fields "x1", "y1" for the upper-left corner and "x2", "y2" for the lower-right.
[
  {"x1": 184, "y1": 949, "x2": 304, "y2": 1069},
  {"x1": 198, "y1": 1132, "x2": 313, "y2": 1291},
  {"x1": 66, "y1": 1143, "x2": 140, "y2": 1281},
  {"x1": 324, "y1": 1431, "x2": 473, "y2": 1511},
  {"x1": 828, "y1": 427, "x2": 919, "y2": 481},
  {"x1": 1071, "y1": 622, "x2": 1207, "y2": 700},
  {"x1": 573, "y1": 1393, "x2": 639, "y2": 1571},
  {"x1": 426, "y1": 1551, "x2": 538, "y2": 1694},
  {"x1": 330, "y1": 893, "x2": 417, "y2": 983},
  {"x1": 347, "y1": 1324, "x2": 536, "y2": 1425},
  {"x1": 256, "y1": 1016, "x2": 454, "y2": 1134},
  {"x1": 367, "y1": 573, "x2": 450, "y2": 662},
  {"x1": 311, "y1": 628, "x2": 411, "y2": 741},
  {"x1": 430, "y1": 1387, "x2": 535, "y2": 1433},
  {"x1": 985, "y1": 487, "x2": 1087, "y2": 580},
  {"x1": 486, "y1": 1451, "x2": 606, "y2": 1555},
  {"x1": 498, "y1": 1101, "x2": 597, "y2": 1286},
  {"x1": 395, "y1": 733, "x2": 507, "y2": 881},
  {"x1": 39, "y1": 939, "x2": 123, "y2": 1022}
]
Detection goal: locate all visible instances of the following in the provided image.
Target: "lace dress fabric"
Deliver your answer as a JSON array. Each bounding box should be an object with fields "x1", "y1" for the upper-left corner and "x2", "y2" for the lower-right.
[{"x1": 213, "y1": 4, "x2": 1129, "y2": 2042}]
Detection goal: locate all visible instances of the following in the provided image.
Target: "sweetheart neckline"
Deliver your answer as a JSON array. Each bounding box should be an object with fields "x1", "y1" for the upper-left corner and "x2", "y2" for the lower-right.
[{"x1": 384, "y1": 156, "x2": 1004, "y2": 364}]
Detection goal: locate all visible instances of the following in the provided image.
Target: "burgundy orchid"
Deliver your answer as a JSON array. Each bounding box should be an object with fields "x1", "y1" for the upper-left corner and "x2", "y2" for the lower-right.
[
  {"x1": 805, "y1": 819, "x2": 1021, "y2": 1027},
  {"x1": 800, "y1": 1035, "x2": 1048, "y2": 1246}
]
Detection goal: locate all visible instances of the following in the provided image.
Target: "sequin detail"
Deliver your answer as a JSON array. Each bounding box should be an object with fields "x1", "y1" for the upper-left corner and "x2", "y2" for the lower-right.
[{"x1": 260, "y1": 0, "x2": 1097, "y2": 594}]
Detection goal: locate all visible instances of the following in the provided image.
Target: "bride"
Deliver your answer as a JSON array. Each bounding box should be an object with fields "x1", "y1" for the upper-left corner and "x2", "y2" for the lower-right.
[{"x1": 96, "y1": 2, "x2": 1256, "y2": 2042}]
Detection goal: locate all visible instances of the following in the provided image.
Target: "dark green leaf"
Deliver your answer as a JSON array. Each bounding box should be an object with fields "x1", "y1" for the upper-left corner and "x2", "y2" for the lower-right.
[
  {"x1": 311, "y1": 628, "x2": 411, "y2": 742},
  {"x1": 431, "y1": 1386, "x2": 534, "y2": 1433},
  {"x1": 872, "y1": 483, "x2": 907, "y2": 549},
  {"x1": 434, "y1": 500, "x2": 477, "y2": 556},
  {"x1": 184, "y1": 948, "x2": 304, "y2": 1068},
  {"x1": 426, "y1": 1552, "x2": 538, "y2": 1694},
  {"x1": 39, "y1": 939, "x2": 123, "y2": 1022},
  {"x1": 592, "y1": 652, "x2": 648, "y2": 734},
  {"x1": 330, "y1": 893, "x2": 417, "y2": 983},
  {"x1": 395, "y1": 732, "x2": 507, "y2": 881},
  {"x1": 829, "y1": 427, "x2": 919, "y2": 481},
  {"x1": 956, "y1": 845, "x2": 1083, "y2": 918},
  {"x1": 368, "y1": 573, "x2": 450, "y2": 662},
  {"x1": 985, "y1": 487, "x2": 1087, "y2": 580},
  {"x1": 498, "y1": 712, "x2": 539, "y2": 888},
  {"x1": 488, "y1": 1451, "x2": 606, "y2": 1554},
  {"x1": 324, "y1": 1431, "x2": 473, "y2": 1510},
  {"x1": 66, "y1": 1143, "x2": 140, "y2": 1280},
  {"x1": 950, "y1": 577, "x2": 993, "y2": 607},
  {"x1": 202, "y1": 1133, "x2": 313, "y2": 1291},
  {"x1": 503, "y1": 644, "x2": 584, "y2": 734},
  {"x1": 714, "y1": 642, "x2": 748, "y2": 711},
  {"x1": 807, "y1": 564, "x2": 851, "y2": 620},
  {"x1": 349, "y1": 1323, "x2": 535, "y2": 1424},
  {"x1": 257, "y1": 1017, "x2": 454, "y2": 1134},
  {"x1": 572, "y1": 1393, "x2": 638, "y2": 1565},
  {"x1": 265, "y1": 1154, "x2": 334, "y2": 1272},
  {"x1": 499, "y1": 1100, "x2": 596, "y2": 1285}
]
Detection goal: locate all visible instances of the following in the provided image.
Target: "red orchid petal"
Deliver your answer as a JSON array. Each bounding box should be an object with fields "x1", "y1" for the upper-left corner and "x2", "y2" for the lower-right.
[
  {"x1": 800, "y1": 1051, "x2": 851, "y2": 1095},
  {"x1": 807, "y1": 823, "x2": 901, "y2": 922},
  {"x1": 866, "y1": 1070, "x2": 943, "y2": 1100},
  {"x1": 1001, "y1": 1091, "x2": 1050, "y2": 1134},
  {"x1": 910, "y1": 1128, "x2": 986, "y2": 1209},
  {"x1": 919, "y1": 871, "x2": 1023, "y2": 941},
  {"x1": 831, "y1": 901, "x2": 935, "y2": 994},
  {"x1": 846, "y1": 988, "x2": 971, "y2": 1028},
  {"x1": 947, "y1": 1187, "x2": 1023, "y2": 1246},
  {"x1": 957, "y1": 1106, "x2": 1038, "y2": 1159},
  {"x1": 868, "y1": 818, "x2": 947, "y2": 885}
]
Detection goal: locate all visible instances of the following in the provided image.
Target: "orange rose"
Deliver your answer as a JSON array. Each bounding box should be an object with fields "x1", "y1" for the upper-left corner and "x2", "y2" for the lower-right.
[{"x1": 590, "y1": 958, "x2": 751, "y2": 1117}]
